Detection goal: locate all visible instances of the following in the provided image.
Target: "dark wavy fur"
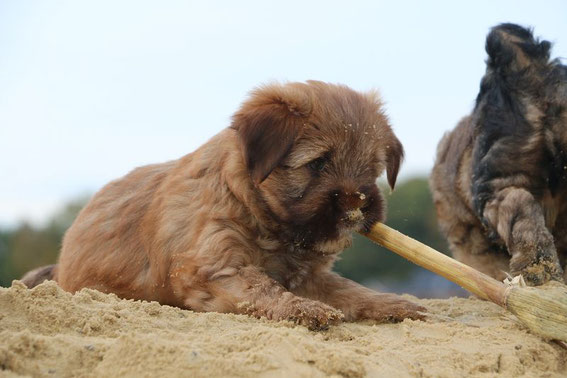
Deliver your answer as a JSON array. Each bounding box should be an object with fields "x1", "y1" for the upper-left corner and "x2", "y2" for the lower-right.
[{"x1": 431, "y1": 24, "x2": 567, "y2": 285}]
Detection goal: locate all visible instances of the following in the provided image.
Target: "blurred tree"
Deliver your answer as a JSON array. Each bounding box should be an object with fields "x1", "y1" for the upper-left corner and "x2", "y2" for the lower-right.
[
  {"x1": 0, "y1": 196, "x2": 89, "y2": 286},
  {"x1": 9, "y1": 222, "x2": 60, "y2": 280},
  {"x1": 0, "y1": 230, "x2": 13, "y2": 287},
  {"x1": 334, "y1": 177, "x2": 449, "y2": 283}
]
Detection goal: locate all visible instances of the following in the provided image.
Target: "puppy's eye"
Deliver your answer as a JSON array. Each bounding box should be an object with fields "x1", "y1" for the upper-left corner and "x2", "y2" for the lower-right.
[{"x1": 307, "y1": 157, "x2": 327, "y2": 172}]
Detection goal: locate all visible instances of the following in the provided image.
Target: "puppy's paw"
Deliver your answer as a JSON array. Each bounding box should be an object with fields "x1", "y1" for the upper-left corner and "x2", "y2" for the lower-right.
[
  {"x1": 357, "y1": 294, "x2": 426, "y2": 322},
  {"x1": 511, "y1": 252, "x2": 564, "y2": 286},
  {"x1": 277, "y1": 295, "x2": 344, "y2": 331},
  {"x1": 514, "y1": 259, "x2": 564, "y2": 286}
]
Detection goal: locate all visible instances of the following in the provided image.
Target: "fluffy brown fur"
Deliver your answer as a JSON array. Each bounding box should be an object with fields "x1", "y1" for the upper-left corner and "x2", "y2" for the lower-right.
[
  {"x1": 431, "y1": 24, "x2": 567, "y2": 286},
  {"x1": 23, "y1": 81, "x2": 424, "y2": 329}
]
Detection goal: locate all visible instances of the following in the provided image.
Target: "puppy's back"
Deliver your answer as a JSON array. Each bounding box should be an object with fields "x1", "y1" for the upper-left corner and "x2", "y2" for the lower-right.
[
  {"x1": 430, "y1": 116, "x2": 477, "y2": 239},
  {"x1": 56, "y1": 160, "x2": 176, "y2": 296}
]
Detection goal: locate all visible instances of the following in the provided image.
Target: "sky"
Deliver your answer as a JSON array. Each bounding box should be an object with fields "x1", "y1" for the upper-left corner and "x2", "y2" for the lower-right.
[{"x1": 1, "y1": 0, "x2": 566, "y2": 228}]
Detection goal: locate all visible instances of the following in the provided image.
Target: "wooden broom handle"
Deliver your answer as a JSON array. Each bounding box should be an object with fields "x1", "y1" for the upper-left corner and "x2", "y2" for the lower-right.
[{"x1": 363, "y1": 223, "x2": 508, "y2": 306}]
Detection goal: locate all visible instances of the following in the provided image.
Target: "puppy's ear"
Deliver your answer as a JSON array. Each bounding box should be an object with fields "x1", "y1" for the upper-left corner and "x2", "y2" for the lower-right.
[
  {"x1": 385, "y1": 135, "x2": 404, "y2": 190},
  {"x1": 232, "y1": 84, "x2": 312, "y2": 184}
]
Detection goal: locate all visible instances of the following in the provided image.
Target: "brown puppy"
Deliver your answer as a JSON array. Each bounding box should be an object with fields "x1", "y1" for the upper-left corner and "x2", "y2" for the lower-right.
[
  {"x1": 23, "y1": 81, "x2": 424, "y2": 329},
  {"x1": 431, "y1": 24, "x2": 567, "y2": 285}
]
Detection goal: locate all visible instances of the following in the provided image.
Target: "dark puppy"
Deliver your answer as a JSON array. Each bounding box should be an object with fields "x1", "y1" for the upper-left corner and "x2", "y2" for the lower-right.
[
  {"x1": 431, "y1": 24, "x2": 567, "y2": 285},
  {"x1": 22, "y1": 81, "x2": 424, "y2": 329}
]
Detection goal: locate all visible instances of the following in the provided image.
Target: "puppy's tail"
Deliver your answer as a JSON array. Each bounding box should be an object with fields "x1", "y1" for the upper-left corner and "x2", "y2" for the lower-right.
[
  {"x1": 20, "y1": 264, "x2": 57, "y2": 288},
  {"x1": 485, "y1": 23, "x2": 551, "y2": 75}
]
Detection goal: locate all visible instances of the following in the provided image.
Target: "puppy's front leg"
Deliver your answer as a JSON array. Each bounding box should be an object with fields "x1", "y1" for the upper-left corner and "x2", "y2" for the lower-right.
[
  {"x1": 170, "y1": 265, "x2": 343, "y2": 330},
  {"x1": 482, "y1": 187, "x2": 564, "y2": 285},
  {"x1": 295, "y1": 271, "x2": 425, "y2": 322}
]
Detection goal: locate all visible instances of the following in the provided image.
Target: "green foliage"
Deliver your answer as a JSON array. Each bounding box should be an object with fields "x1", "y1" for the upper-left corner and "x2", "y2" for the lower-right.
[
  {"x1": 0, "y1": 230, "x2": 13, "y2": 287},
  {"x1": 0, "y1": 197, "x2": 89, "y2": 287},
  {"x1": 334, "y1": 177, "x2": 449, "y2": 283}
]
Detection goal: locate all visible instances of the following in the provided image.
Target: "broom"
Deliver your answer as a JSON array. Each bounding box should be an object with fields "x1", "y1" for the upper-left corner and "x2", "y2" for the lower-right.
[{"x1": 362, "y1": 223, "x2": 567, "y2": 343}]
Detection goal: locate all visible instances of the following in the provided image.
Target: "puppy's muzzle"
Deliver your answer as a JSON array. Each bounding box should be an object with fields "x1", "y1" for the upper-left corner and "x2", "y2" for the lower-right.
[
  {"x1": 334, "y1": 190, "x2": 368, "y2": 225},
  {"x1": 344, "y1": 208, "x2": 364, "y2": 223}
]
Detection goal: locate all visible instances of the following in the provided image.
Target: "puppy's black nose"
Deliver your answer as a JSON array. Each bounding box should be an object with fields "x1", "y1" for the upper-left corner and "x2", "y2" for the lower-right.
[{"x1": 332, "y1": 190, "x2": 368, "y2": 211}]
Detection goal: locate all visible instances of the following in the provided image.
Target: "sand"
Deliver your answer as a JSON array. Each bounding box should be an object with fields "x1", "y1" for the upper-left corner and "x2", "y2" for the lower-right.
[{"x1": 0, "y1": 281, "x2": 565, "y2": 378}]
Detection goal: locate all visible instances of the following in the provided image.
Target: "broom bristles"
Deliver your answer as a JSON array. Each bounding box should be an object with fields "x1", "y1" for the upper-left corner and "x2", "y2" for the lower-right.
[
  {"x1": 506, "y1": 282, "x2": 567, "y2": 341},
  {"x1": 363, "y1": 223, "x2": 567, "y2": 343}
]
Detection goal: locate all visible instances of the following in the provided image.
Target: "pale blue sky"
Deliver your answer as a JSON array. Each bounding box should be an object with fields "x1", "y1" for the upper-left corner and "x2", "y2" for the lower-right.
[{"x1": 1, "y1": 1, "x2": 566, "y2": 227}]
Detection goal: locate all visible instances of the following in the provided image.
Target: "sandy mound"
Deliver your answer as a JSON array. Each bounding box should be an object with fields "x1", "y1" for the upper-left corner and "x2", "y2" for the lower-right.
[{"x1": 0, "y1": 281, "x2": 565, "y2": 377}]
